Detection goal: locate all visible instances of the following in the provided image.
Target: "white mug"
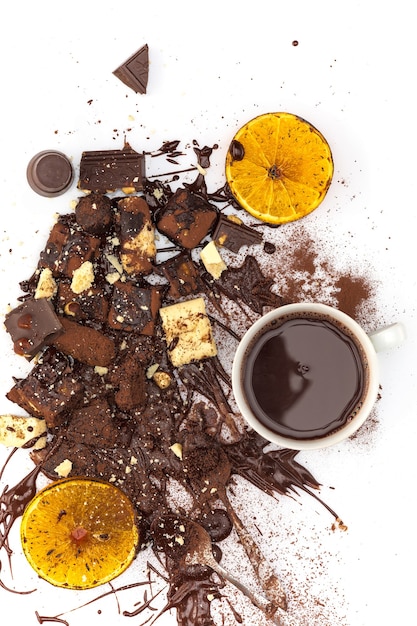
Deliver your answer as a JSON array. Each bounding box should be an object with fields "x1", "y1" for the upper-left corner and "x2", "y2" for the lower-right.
[{"x1": 232, "y1": 303, "x2": 406, "y2": 450}]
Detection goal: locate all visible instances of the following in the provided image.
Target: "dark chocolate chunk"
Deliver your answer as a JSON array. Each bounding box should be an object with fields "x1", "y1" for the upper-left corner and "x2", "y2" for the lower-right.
[
  {"x1": 26, "y1": 150, "x2": 74, "y2": 197},
  {"x1": 213, "y1": 214, "x2": 263, "y2": 253},
  {"x1": 108, "y1": 282, "x2": 162, "y2": 334},
  {"x1": 75, "y1": 193, "x2": 113, "y2": 236},
  {"x1": 156, "y1": 251, "x2": 202, "y2": 300},
  {"x1": 156, "y1": 188, "x2": 218, "y2": 249},
  {"x1": 113, "y1": 44, "x2": 149, "y2": 94},
  {"x1": 4, "y1": 298, "x2": 64, "y2": 358},
  {"x1": 39, "y1": 220, "x2": 101, "y2": 278},
  {"x1": 56, "y1": 281, "x2": 109, "y2": 324},
  {"x1": 78, "y1": 143, "x2": 146, "y2": 192},
  {"x1": 6, "y1": 348, "x2": 84, "y2": 427}
]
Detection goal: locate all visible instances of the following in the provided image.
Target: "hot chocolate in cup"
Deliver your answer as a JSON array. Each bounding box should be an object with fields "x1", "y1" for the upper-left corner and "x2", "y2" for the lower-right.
[{"x1": 232, "y1": 303, "x2": 406, "y2": 450}]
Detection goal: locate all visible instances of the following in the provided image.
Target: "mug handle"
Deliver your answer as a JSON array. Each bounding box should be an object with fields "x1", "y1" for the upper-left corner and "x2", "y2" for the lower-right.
[{"x1": 367, "y1": 322, "x2": 406, "y2": 353}]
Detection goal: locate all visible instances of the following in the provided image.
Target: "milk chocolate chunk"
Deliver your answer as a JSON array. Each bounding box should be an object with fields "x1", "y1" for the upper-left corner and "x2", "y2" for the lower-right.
[
  {"x1": 51, "y1": 317, "x2": 116, "y2": 366},
  {"x1": 78, "y1": 143, "x2": 146, "y2": 192},
  {"x1": 4, "y1": 298, "x2": 64, "y2": 358},
  {"x1": 156, "y1": 188, "x2": 218, "y2": 249},
  {"x1": 213, "y1": 214, "x2": 263, "y2": 253},
  {"x1": 113, "y1": 44, "x2": 149, "y2": 94},
  {"x1": 27, "y1": 150, "x2": 73, "y2": 197},
  {"x1": 117, "y1": 196, "x2": 156, "y2": 275}
]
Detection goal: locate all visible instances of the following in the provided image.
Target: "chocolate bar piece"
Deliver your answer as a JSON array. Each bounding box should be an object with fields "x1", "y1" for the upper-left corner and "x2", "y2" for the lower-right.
[
  {"x1": 39, "y1": 220, "x2": 101, "y2": 278},
  {"x1": 107, "y1": 282, "x2": 162, "y2": 334},
  {"x1": 213, "y1": 214, "x2": 263, "y2": 253},
  {"x1": 56, "y1": 281, "x2": 109, "y2": 324},
  {"x1": 159, "y1": 297, "x2": 217, "y2": 367},
  {"x1": 78, "y1": 143, "x2": 146, "y2": 192},
  {"x1": 113, "y1": 44, "x2": 149, "y2": 94},
  {"x1": 4, "y1": 298, "x2": 64, "y2": 358},
  {"x1": 156, "y1": 188, "x2": 218, "y2": 249},
  {"x1": 156, "y1": 251, "x2": 201, "y2": 300},
  {"x1": 117, "y1": 196, "x2": 156, "y2": 276},
  {"x1": 6, "y1": 348, "x2": 84, "y2": 427}
]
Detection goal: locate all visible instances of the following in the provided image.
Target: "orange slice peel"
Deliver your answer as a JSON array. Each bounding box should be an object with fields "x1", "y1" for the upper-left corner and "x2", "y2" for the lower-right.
[
  {"x1": 20, "y1": 477, "x2": 139, "y2": 589},
  {"x1": 225, "y1": 112, "x2": 334, "y2": 224}
]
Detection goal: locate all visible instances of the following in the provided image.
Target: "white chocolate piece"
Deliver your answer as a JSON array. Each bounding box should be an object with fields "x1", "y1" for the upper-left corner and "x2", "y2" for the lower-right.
[
  {"x1": 0, "y1": 414, "x2": 47, "y2": 449},
  {"x1": 54, "y1": 459, "x2": 73, "y2": 477},
  {"x1": 71, "y1": 260, "x2": 95, "y2": 294},
  {"x1": 34, "y1": 267, "x2": 57, "y2": 300},
  {"x1": 153, "y1": 371, "x2": 172, "y2": 389},
  {"x1": 200, "y1": 240, "x2": 227, "y2": 279},
  {"x1": 170, "y1": 443, "x2": 183, "y2": 459},
  {"x1": 159, "y1": 297, "x2": 217, "y2": 367}
]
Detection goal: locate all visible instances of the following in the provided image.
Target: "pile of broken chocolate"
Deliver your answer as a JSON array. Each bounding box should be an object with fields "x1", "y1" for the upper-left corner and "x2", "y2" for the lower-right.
[{"x1": 1, "y1": 141, "x2": 340, "y2": 626}]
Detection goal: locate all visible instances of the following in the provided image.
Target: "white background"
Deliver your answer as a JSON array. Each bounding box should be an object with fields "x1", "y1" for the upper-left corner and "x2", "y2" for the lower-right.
[{"x1": 0, "y1": 2, "x2": 416, "y2": 625}]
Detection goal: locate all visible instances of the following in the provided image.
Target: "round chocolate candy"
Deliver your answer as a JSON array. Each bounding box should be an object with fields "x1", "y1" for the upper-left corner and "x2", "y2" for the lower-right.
[{"x1": 27, "y1": 150, "x2": 74, "y2": 197}]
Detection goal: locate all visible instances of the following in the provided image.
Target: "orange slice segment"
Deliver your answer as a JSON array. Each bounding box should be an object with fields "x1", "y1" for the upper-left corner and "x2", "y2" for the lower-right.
[
  {"x1": 225, "y1": 112, "x2": 334, "y2": 224},
  {"x1": 20, "y1": 477, "x2": 139, "y2": 589}
]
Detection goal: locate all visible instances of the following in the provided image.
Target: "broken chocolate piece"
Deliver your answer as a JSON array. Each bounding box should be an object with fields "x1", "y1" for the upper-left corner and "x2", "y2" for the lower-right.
[
  {"x1": 75, "y1": 193, "x2": 113, "y2": 236},
  {"x1": 0, "y1": 414, "x2": 47, "y2": 449},
  {"x1": 6, "y1": 348, "x2": 84, "y2": 427},
  {"x1": 4, "y1": 298, "x2": 64, "y2": 358},
  {"x1": 56, "y1": 281, "x2": 109, "y2": 324},
  {"x1": 51, "y1": 317, "x2": 116, "y2": 366},
  {"x1": 108, "y1": 354, "x2": 147, "y2": 411},
  {"x1": 108, "y1": 281, "x2": 162, "y2": 334},
  {"x1": 26, "y1": 150, "x2": 73, "y2": 197},
  {"x1": 39, "y1": 220, "x2": 101, "y2": 278},
  {"x1": 113, "y1": 44, "x2": 149, "y2": 94},
  {"x1": 213, "y1": 214, "x2": 263, "y2": 253},
  {"x1": 200, "y1": 241, "x2": 227, "y2": 279},
  {"x1": 156, "y1": 188, "x2": 218, "y2": 249},
  {"x1": 218, "y1": 255, "x2": 282, "y2": 314},
  {"x1": 78, "y1": 143, "x2": 146, "y2": 192},
  {"x1": 117, "y1": 196, "x2": 156, "y2": 275},
  {"x1": 156, "y1": 252, "x2": 202, "y2": 300}
]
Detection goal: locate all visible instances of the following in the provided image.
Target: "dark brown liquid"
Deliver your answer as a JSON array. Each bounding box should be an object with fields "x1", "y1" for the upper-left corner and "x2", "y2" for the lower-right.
[{"x1": 243, "y1": 316, "x2": 366, "y2": 440}]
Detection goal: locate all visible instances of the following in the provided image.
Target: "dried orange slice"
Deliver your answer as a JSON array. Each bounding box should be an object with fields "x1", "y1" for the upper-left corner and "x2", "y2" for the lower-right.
[
  {"x1": 20, "y1": 477, "x2": 139, "y2": 589},
  {"x1": 225, "y1": 112, "x2": 333, "y2": 224}
]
